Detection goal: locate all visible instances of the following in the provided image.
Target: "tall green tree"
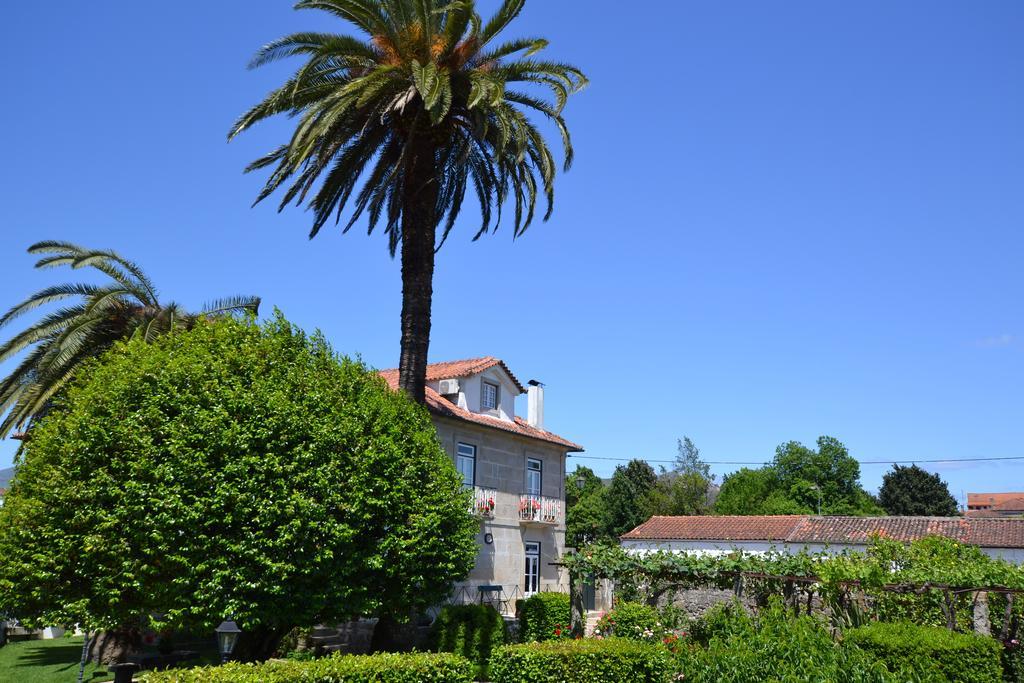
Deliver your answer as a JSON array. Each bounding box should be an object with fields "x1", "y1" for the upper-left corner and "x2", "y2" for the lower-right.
[
  {"x1": 0, "y1": 241, "x2": 259, "y2": 437},
  {"x1": 714, "y1": 436, "x2": 883, "y2": 516},
  {"x1": 230, "y1": 0, "x2": 586, "y2": 404},
  {"x1": 565, "y1": 465, "x2": 608, "y2": 547},
  {"x1": 647, "y1": 436, "x2": 714, "y2": 516},
  {"x1": 606, "y1": 459, "x2": 658, "y2": 538},
  {"x1": 878, "y1": 464, "x2": 959, "y2": 517},
  {"x1": 0, "y1": 314, "x2": 477, "y2": 662}
]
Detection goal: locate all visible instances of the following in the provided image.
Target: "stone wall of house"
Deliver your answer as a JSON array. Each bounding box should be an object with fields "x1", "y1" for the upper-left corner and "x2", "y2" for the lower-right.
[{"x1": 433, "y1": 416, "x2": 570, "y2": 608}]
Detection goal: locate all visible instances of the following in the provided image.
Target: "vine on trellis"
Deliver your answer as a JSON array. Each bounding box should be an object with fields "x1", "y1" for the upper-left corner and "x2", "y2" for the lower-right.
[{"x1": 563, "y1": 536, "x2": 1024, "y2": 636}]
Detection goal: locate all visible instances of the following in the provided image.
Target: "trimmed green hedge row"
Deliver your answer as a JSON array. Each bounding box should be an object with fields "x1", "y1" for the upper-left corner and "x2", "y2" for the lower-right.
[
  {"x1": 844, "y1": 622, "x2": 1004, "y2": 683},
  {"x1": 144, "y1": 652, "x2": 473, "y2": 683},
  {"x1": 518, "y1": 592, "x2": 571, "y2": 642},
  {"x1": 489, "y1": 638, "x2": 670, "y2": 683},
  {"x1": 430, "y1": 604, "x2": 507, "y2": 667}
]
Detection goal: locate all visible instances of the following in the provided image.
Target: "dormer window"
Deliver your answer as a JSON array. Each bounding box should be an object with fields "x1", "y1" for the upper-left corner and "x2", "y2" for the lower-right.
[{"x1": 482, "y1": 381, "x2": 499, "y2": 412}]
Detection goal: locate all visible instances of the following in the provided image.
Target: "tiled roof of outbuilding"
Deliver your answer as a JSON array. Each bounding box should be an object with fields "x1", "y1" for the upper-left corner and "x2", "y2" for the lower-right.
[
  {"x1": 967, "y1": 492, "x2": 1024, "y2": 508},
  {"x1": 622, "y1": 515, "x2": 1024, "y2": 549}
]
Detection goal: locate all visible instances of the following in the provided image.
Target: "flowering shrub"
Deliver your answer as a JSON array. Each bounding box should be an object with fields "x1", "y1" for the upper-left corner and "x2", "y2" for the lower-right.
[{"x1": 593, "y1": 602, "x2": 667, "y2": 643}]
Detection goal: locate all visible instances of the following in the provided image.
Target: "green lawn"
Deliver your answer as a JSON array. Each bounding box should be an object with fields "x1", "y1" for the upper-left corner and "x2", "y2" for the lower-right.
[{"x1": 0, "y1": 637, "x2": 110, "y2": 683}]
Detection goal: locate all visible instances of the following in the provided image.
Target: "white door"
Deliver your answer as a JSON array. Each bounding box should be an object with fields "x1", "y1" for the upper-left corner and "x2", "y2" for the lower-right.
[{"x1": 524, "y1": 542, "x2": 540, "y2": 596}]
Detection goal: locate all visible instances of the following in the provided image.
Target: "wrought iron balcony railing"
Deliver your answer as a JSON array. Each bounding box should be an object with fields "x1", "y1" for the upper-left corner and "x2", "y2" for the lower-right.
[
  {"x1": 519, "y1": 494, "x2": 560, "y2": 525},
  {"x1": 471, "y1": 487, "x2": 497, "y2": 518}
]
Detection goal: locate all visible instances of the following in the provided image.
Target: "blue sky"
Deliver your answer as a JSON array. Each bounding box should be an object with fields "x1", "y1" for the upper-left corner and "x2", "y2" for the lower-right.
[{"x1": 1, "y1": 1, "x2": 1022, "y2": 503}]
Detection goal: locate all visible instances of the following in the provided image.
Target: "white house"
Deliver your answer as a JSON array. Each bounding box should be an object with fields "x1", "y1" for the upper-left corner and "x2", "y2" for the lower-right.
[
  {"x1": 621, "y1": 515, "x2": 1024, "y2": 564},
  {"x1": 379, "y1": 357, "x2": 583, "y2": 610}
]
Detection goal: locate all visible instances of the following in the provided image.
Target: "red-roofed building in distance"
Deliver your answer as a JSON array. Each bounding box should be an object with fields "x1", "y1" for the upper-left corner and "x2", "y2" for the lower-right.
[
  {"x1": 965, "y1": 492, "x2": 1024, "y2": 519},
  {"x1": 379, "y1": 358, "x2": 582, "y2": 610},
  {"x1": 621, "y1": 515, "x2": 1024, "y2": 564}
]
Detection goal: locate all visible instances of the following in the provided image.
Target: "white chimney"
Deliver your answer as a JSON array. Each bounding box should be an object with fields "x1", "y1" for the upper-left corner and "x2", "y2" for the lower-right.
[{"x1": 527, "y1": 380, "x2": 544, "y2": 430}]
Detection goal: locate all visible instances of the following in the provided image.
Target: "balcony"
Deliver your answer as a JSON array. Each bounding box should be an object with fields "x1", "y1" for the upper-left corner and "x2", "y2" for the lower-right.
[
  {"x1": 471, "y1": 487, "x2": 497, "y2": 519},
  {"x1": 519, "y1": 494, "x2": 560, "y2": 525}
]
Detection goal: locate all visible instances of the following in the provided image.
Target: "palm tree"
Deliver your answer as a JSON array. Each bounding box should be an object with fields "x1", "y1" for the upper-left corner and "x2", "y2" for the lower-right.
[
  {"x1": 229, "y1": 0, "x2": 586, "y2": 404},
  {"x1": 0, "y1": 241, "x2": 260, "y2": 438}
]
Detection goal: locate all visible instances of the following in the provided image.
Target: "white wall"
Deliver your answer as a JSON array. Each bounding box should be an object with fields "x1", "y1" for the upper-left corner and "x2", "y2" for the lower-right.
[{"x1": 437, "y1": 367, "x2": 518, "y2": 421}]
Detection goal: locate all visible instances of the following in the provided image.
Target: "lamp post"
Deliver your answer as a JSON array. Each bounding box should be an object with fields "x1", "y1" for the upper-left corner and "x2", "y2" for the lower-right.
[
  {"x1": 809, "y1": 484, "x2": 822, "y2": 516},
  {"x1": 215, "y1": 619, "x2": 242, "y2": 664}
]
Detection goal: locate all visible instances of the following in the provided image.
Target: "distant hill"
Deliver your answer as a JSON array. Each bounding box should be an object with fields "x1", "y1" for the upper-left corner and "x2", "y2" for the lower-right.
[{"x1": 0, "y1": 467, "x2": 14, "y2": 490}]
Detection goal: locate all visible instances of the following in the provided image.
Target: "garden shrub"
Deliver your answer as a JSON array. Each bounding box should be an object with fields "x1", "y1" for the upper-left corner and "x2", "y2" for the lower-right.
[
  {"x1": 489, "y1": 638, "x2": 670, "y2": 683},
  {"x1": 990, "y1": 592, "x2": 1024, "y2": 683},
  {"x1": 144, "y1": 652, "x2": 473, "y2": 683},
  {"x1": 430, "y1": 604, "x2": 506, "y2": 668},
  {"x1": 593, "y1": 602, "x2": 662, "y2": 640},
  {"x1": 844, "y1": 622, "x2": 1003, "y2": 683},
  {"x1": 518, "y1": 592, "x2": 571, "y2": 642},
  {"x1": 677, "y1": 599, "x2": 892, "y2": 683}
]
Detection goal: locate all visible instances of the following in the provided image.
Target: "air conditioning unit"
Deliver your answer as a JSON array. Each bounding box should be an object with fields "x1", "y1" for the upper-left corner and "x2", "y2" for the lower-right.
[{"x1": 438, "y1": 379, "x2": 460, "y2": 396}]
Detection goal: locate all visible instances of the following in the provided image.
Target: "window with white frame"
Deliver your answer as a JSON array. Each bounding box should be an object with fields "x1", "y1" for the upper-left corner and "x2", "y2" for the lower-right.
[
  {"x1": 526, "y1": 458, "x2": 542, "y2": 496},
  {"x1": 482, "y1": 381, "x2": 499, "y2": 411},
  {"x1": 456, "y1": 443, "x2": 476, "y2": 488}
]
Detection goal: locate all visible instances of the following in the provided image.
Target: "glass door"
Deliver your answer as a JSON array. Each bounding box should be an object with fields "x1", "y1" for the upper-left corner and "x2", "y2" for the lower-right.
[{"x1": 524, "y1": 542, "x2": 540, "y2": 596}]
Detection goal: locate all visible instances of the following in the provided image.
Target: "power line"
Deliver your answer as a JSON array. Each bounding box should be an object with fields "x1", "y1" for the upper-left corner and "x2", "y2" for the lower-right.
[{"x1": 567, "y1": 454, "x2": 1024, "y2": 466}]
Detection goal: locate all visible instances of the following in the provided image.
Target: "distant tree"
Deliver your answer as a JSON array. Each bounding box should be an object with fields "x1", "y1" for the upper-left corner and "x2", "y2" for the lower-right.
[
  {"x1": 230, "y1": 0, "x2": 586, "y2": 404},
  {"x1": 565, "y1": 466, "x2": 609, "y2": 547},
  {"x1": 674, "y1": 436, "x2": 711, "y2": 481},
  {"x1": 0, "y1": 241, "x2": 259, "y2": 437},
  {"x1": 606, "y1": 459, "x2": 658, "y2": 537},
  {"x1": 0, "y1": 314, "x2": 477, "y2": 663},
  {"x1": 714, "y1": 467, "x2": 776, "y2": 515},
  {"x1": 878, "y1": 465, "x2": 959, "y2": 517},
  {"x1": 648, "y1": 437, "x2": 713, "y2": 516},
  {"x1": 714, "y1": 437, "x2": 883, "y2": 516}
]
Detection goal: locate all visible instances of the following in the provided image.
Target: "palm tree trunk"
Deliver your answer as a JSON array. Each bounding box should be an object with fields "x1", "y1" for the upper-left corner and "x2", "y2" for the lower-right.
[{"x1": 398, "y1": 140, "x2": 439, "y2": 405}]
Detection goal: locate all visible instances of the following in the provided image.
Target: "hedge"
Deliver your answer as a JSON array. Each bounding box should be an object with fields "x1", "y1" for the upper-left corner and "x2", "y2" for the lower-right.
[
  {"x1": 489, "y1": 638, "x2": 670, "y2": 683},
  {"x1": 518, "y1": 592, "x2": 571, "y2": 642},
  {"x1": 143, "y1": 652, "x2": 474, "y2": 683},
  {"x1": 431, "y1": 604, "x2": 507, "y2": 667},
  {"x1": 844, "y1": 622, "x2": 1003, "y2": 683}
]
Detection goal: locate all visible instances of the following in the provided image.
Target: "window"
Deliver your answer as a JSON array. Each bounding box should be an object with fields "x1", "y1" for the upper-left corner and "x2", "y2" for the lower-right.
[
  {"x1": 524, "y1": 542, "x2": 540, "y2": 596},
  {"x1": 456, "y1": 443, "x2": 476, "y2": 488},
  {"x1": 526, "y1": 458, "x2": 542, "y2": 496},
  {"x1": 482, "y1": 381, "x2": 499, "y2": 411}
]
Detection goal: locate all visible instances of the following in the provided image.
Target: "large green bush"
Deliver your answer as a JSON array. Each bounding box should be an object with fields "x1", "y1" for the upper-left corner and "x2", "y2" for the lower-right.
[
  {"x1": 518, "y1": 592, "x2": 571, "y2": 643},
  {"x1": 0, "y1": 314, "x2": 478, "y2": 657},
  {"x1": 489, "y1": 638, "x2": 670, "y2": 683},
  {"x1": 145, "y1": 652, "x2": 473, "y2": 682},
  {"x1": 844, "y1": 622, "x2": 1003, "y2": 683},
  {"x1": 593, "y1": 602, "x2": 662, "y2": 640},
  {"x1": 677, "y1": 599, "x2": 892, "y2": 683},
  {"x1": 431, "y1": 604, "x2": 507, "y2": 668}
]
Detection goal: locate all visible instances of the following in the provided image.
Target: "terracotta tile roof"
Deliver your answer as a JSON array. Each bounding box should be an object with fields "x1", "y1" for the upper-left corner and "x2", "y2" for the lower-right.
[
  {"x1": 967, "y1": 492, "x2": 1024, "y2": 509},
  {"x1": 408, "y1": 356, "x2": 527, "y2": 394},
  {"x1": 621, "y1": 515, "x2": 1024, "y2": 549},
  {"x1": 621, "y1": 516, "x2": 805, "y2": 542},
  {"x1": 377, "y1": 361, "x2": 582, "y2": 452},
  {"x1": 991, "y1": 498, "x2": 1024, "y2": 512}
]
